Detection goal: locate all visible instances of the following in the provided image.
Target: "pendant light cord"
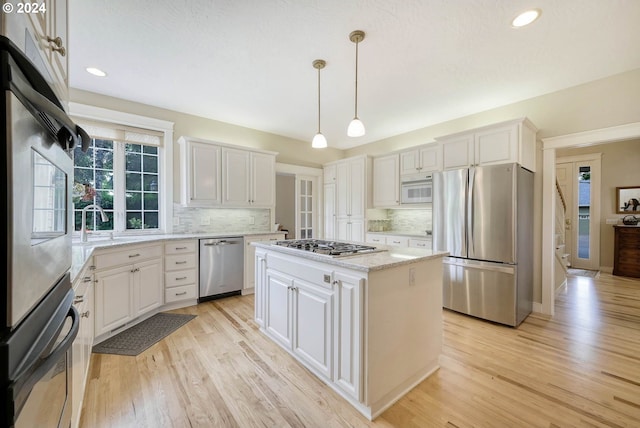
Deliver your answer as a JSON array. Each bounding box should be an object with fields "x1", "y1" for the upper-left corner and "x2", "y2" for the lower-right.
[
  {"x1": 354, "y1": 40, "x2": 359, "y2": 118},
  {"x1": 317, "y1": 65, "x2": 322, "y2": 133}
]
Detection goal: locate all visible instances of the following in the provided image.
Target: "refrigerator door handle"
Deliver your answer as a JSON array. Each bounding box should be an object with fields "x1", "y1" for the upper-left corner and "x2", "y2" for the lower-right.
[{"x1": 467, "y1": 167, "x2": 475, "y2": 255}]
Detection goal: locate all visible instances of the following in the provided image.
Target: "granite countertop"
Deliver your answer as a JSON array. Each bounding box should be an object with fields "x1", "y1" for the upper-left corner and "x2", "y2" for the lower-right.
[
  {"x1": 252, "y1": 241, "x2": 448, "y2": 272},
  {"x1": 71, "y1": 231, "x2": 285, "y2": 282}
]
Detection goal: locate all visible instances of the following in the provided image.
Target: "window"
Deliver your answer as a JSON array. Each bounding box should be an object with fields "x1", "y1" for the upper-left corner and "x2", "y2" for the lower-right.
[{"x1": 72, "y1": 121, "x2": 164, "y2": 234}]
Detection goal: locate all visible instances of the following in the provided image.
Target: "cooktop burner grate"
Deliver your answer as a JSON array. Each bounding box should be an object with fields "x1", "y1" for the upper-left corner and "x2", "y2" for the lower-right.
[{"x1": 273, "y1": 239, "x2": 384, "y2": 257}]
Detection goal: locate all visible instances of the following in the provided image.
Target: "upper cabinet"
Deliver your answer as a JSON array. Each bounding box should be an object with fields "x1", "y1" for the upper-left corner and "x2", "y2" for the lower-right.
[
  {"x1": 178, "y1": 136, "x2": 277, "y2": 208},
  {"x1": 437, "y1": 118, "x2": 538, "y2": 172},
  {"x1": 222, "y1": 148, "x2": 276, "y2": 207},
  {"x1": 373, "y1": 154, "x2": 400, "y2": 207},
  {"x1": 24, "y1": 0, "x2": 69, "y2": 103},
  {"x1": 399, "y1": 143, "x2": 442, "y2": 175}
]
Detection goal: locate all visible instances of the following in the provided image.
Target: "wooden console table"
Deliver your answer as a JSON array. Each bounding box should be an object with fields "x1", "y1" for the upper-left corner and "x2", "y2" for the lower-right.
[{"x1": 613, "y1": 225, "x2": 640, "y2": 278}]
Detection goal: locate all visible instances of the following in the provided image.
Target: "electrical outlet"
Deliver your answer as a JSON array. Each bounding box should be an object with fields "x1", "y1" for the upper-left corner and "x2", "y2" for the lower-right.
[
  {"x1": 249, "y1": 216, "x2": 255, "y2": 225},
  {"x1": 409, "y1": 268, "x2": 416, "y2": 286},
  {"x1": 200, "y1": 216, "x2": 211, "y2": 225}
]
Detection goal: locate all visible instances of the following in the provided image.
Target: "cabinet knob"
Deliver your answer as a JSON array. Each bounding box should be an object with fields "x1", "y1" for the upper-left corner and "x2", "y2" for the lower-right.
[
  {"x1": 81, "y1": 311, "x2": 90, "y2": 318},
  {"x1": 47, "y1": 36, "x2": 66, "y2": 56}
]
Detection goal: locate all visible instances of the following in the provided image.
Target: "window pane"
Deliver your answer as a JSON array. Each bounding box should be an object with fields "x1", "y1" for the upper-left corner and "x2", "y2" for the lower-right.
[
  {"x1": 126, "y1": 172, "x2": 142, "y2": 191},
  {"x1": 126, "y1": 192, "x2": 142, "y2": 210},
  {"x1": 125, "y1": 143, "x2": 141, "y2": 153},
  {"x1": 143, "y1": 212, "x2": 158, "y2": 229},
  {"x1": 143, "y1": 145, "x2": 158, "y2": 155},
  {"x1": 126, "y1": 152, "x2": 141, "y2": 172},
  {"x1": 143, "y1": 174, "x2": 158, "y2": 191},
  {"x1": 127, "y1": 212, "x2": 143, "y2": 230},
  {"x1": 143, "y1": 154, "x2": 158, "y2": 173},
  {"x1": 94, "y1": 148, "x2": 113, "y2": 170},
  {"x1": 143, "y1": 193, "x2": 158, "y2": 210},
  {"x1": 96, "y1": 190, "x2": 113, "y2": 210},
  {"x1": 95, "y1": 170, "x2": 113, "y2": 190}
]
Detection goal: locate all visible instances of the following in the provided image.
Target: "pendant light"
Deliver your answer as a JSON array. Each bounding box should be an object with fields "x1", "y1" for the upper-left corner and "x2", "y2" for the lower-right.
[
  {"x1": 311, "y1": 59, "x2": 328, "y2": 148},
  {"x1": 347, "y1": 30, "x2": 365, "y2": 137}
]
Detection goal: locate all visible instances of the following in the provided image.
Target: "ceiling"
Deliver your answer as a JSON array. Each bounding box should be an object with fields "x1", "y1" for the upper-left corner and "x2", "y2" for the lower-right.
[{"x1": 69, "y1": 0, "x2": 640, "y2": 150}]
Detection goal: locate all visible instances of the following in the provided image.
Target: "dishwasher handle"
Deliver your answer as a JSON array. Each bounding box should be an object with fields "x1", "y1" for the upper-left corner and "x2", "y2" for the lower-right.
[{"x1": 202, "y1": 239, "x2": 240, "y2": 247}]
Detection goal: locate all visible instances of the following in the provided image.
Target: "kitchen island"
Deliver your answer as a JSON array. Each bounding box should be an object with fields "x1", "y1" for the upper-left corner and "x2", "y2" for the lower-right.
[{"x1": 252, "y1": 240, "x2": 448, "y2": 420}]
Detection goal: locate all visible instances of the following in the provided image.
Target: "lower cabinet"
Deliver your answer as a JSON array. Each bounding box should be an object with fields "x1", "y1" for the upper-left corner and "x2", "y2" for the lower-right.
[
  {"x1": 71, "y1": 260, "x2": 95, "y2": 428},
  {"x1": 93, "y1": 244, "x2": 163, "y2": 339},
  {"x1": 244, "y1": 233, "x2": 285, "y2": 293},
  {"x1": 366, "y1": 233, "x2": 432, "y2": 249},
  {"x1": 164, "y1": 239, "x2": 198, "y2": 306},
  {"x1": 258, "y1": 250, "x2": 364, "y2": 401}
]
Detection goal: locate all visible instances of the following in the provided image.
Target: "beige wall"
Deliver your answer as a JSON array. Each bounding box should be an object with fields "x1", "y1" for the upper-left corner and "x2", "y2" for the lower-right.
[
  {"x1": 556, "y1": 139, "x2": 640, "y2": 270},
  {"x1": 345, "y1": 68, "x2": 640, "y2": 158},
  {"x1": 275, "y1": 175, "x2": 296, "y2": 238}
]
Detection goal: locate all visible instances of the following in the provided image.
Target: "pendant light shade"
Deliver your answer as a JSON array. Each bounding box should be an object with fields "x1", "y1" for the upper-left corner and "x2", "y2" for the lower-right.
[
  {"x1": 347, "y1": 30, "x2": 365, "y2": 137},
  {"x1": 311, "y1": 59, "x2": 327, "y2": 148}
]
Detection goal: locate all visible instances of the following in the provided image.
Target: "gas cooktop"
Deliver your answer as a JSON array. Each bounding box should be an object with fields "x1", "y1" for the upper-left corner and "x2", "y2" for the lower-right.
[{"x1": 273, "y1": 239, "x2": 385, "y2": 257}]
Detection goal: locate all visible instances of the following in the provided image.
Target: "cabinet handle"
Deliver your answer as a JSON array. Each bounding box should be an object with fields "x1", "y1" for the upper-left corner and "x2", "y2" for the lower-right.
[
  {"x1": 175, "y1": 261, "x2": 187, "y2": 264},
  {"x1": 131, "y1": 267, "x2": 140, "y2": 273},
  {"x1": 175, "y1": 291, "x2": 187, "y2": 296},
  {"x1": 47, "y1": 36, "x2": 66, "y2": 56},
  {"x1": 83, "y1": 276, "x2": 92, "y2": 283},
  {"x1": 175, "y1": 276, "x2": 187, "y2": 281},
  {"x1": 175, "y1": 246, "x2": 187, "y2": 250},
  {"x1": 74, "y1": 296, "x2": 84, "y2": 304},
  {"x1": 129, "y1": 253, "x2": 141, "y2": 258},
  {"x1": 81, "y1": 311, "x2": 90, "y2": 318}
]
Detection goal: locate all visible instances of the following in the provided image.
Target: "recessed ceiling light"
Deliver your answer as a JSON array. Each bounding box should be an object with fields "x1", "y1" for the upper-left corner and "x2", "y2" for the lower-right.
[
  {"x1": 86, "y1": 67, "x2": 107, "y2": 77},
  {"x1": 511, "y1": 9, "x2": 541, "y2": 28}
]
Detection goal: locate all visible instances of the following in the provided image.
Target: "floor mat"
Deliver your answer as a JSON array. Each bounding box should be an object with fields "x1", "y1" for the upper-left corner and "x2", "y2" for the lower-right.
[
  {"x1": 92, "y1": 313, "x2": 196, "y2": 356},
  {"x1": 567, "y1": 268, "x2": 600, "y2": 278}
]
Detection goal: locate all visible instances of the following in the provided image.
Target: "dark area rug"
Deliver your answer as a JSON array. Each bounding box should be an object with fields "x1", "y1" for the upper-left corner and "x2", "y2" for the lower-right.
[{"x1": 92, "y1": 313, "x2": 196, "y2": 356}]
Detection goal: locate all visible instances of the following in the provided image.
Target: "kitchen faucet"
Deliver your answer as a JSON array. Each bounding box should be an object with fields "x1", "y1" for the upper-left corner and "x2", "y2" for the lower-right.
[{"x1": 80, "y1": 204, "x2": 109, "y2": 242}]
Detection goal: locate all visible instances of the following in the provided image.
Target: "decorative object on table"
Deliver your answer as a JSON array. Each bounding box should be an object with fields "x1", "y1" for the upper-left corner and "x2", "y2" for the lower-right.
[
  {"x1": 92, "y1": 312, "x2": 196, "y2": 356},
  {"x1": 622, "y1": 215, "x2": 639, "y2": 225}
]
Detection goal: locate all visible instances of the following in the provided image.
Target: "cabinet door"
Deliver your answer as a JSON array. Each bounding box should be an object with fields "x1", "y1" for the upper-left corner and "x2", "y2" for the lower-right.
[
  {"x1": 419, "y1": 144, "x2": 442, "y2": 172},
  {"x1": 49, "y1": 0, "x2": 68, "y2": 95},
  {"x1": 442, "y1": 134, "x2": 474, "y2": 170},
  {"x1": 265, "y1": 270, "x2": 294, "y2": 349},
  {"x1": 254, "y1": 250, "x2": 267, "y2": 326},
  {"x1": 251, "y1": 153, "x2": 276, "y2": 206},
  {"x1": 293, "y1": 279, "x2": 334, "y2": 380},
  {"x1": 222, "y1": 148, "x2": 251, "y2": 206},
  {"x1": 348, "y1": 158, "x2": 366, "y2": 218},
  {"x1": 189, "y1": 142, "x2": 221, "y2": 205},
  {"x1": 244, "y1": 238, "x2": 257, "y2": 291},
  {"x1": 373, "y1": 154, "x2": 399, "y2": 207},
  {"x1": 474, "y1": 124, "x2": 518, "y2": 166},
  {"x1": 95, "y1": 265, "x2": 133, "y2": 336},
  {"x1": 134, "y1": 258, "x2": 163, "y2": 316},
  {"x1": 336, "y1": 217, "x2": 350, "y2": 241},
  {"x1": 333, "y1": 271, "x2": 364, "y2": 401},
  {"x1": 324, "y1": 164, "x2": 337, "y2": 184},
  {"x1": 335, "y1": 162, "x2": 350, "y2": 217},
  {"x1": 349, "y1": 218, "x2": 365, "y2": 243},
  {"x1": 399, "y1": 149, "x2": 420, "y2": 175},
  {"x1": 324, "y1": 183, "x2": 336, "y2": 240}
]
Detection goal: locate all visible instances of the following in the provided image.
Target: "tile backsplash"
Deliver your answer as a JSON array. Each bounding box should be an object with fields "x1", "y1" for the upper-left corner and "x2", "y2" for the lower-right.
[
  {"x1": 367, "y1": 208, "x2": 432, "y2": 235},
  {"x1": 173, "y1": 204, "x2": 271, "y2": 233}
]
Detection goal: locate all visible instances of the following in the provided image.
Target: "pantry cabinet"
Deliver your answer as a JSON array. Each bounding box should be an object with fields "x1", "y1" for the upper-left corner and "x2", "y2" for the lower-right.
[
  {"x1": 93, "y1": 244, "x2": 163, "y2": 339},
  {"x1": 178, "y1": 136, "x2": 277, "y2": 208},
  {"x1": 437, "y1": 118, "x2": 537, "y2": 172},
  {"x1": 324, "y1": 155, "x2": 372, "y2": 241}
]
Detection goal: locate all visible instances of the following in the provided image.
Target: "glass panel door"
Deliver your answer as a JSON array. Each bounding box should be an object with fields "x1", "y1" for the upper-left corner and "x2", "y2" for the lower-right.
[{"x1": 299, "y1": 179, "x2": 313, "y2": 239}]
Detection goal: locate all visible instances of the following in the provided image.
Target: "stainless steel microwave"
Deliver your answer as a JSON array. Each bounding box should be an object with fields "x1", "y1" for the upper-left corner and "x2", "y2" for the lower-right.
[{"x1": 401, "y1": 174, "x2": 433, "y2": 204}]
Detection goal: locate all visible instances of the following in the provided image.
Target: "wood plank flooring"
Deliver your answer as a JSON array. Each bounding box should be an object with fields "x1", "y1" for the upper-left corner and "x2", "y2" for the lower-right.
[{"x1": 80, "y1": 273, "x2": 640, "y2": 427}]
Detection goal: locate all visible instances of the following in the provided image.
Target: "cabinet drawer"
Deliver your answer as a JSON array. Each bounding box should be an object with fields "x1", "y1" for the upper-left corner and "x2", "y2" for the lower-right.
[
  {"x1": 164, "y1": 240, "x2": 197, "y2": 255},
  {"x1": 409, "y1": 238, "x2": 431, "y2": 249},
  {"x1": 366, "y1": 234, "x2": 385, "y2": 244},
  {"x1": 94, "y1": 245, "x2": 162, "y2": 270},
  {"x1": 386, "y1": 236, "x2": 409, "y2": 247},
  {"x1": 165, "y1": 269, "x2": 197, "y2": 288},
  {"x1": 165, "y1": 284, "x2": 197, "y2": 303},
  {"x1": 165, "y1": 253, "x2": 197, "y2": 271}
]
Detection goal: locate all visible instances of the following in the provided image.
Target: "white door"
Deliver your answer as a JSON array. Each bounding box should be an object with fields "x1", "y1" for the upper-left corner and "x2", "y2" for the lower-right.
[
  {"x1": 556, "y1": 155, "x2": 601, "y2": 270},
  {"x1": 222, "y1": 148, "x2": 250, "y2": 206},
  {"x1": 297, "y1": 176, "x2": 316, "y2": 239},
  {"x1": 265, "y1": 270, "x2": 293, "y2": 349},
  {"x1": 134, "y1": 258, "x2": 163, "y2": 316},
  {"x1": 555, "y1": 162, "x2": 574, "y2": 265},
  {"x1": 95, "y1": 265, "x2": 132, "y2": 335},
  {"x1": 251, "y1": 153, "x2": 276, "y2": 206}
]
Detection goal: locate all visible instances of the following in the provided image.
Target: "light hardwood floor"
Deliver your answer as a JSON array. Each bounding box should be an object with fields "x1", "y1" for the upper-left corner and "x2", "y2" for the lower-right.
[{"x1": 80, "y1": 273, "x2": 640, "y2": 427}]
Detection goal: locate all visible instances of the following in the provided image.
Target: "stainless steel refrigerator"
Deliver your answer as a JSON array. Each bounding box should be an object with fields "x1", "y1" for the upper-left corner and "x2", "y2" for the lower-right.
[{"x1": 433, "y1": 163, "x2": 533, "y2": 327}]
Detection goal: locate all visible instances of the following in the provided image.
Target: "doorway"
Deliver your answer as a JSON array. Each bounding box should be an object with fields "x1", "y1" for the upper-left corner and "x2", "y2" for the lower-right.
[
  {"x1": 275, "y1": 164, "x2": 323, "y2": 241},
  {"x1": 556, "y1": 154, "x2": 601, "y2": 271}
]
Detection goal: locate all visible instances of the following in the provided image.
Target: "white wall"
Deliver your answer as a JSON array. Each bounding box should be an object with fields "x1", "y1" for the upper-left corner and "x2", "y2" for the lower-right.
[{"x1": 275, "y1": 175, "x2": 296, "y2": 238}]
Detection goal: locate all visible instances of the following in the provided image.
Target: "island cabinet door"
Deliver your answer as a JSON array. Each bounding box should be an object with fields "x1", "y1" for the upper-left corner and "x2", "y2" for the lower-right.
[
  {"x1": 292, "y1": 278, "x2": 334, "y2": 381},
  {"x1": 333, "y1": 271, "x2": 364, "y2": 402},
  {"x1": 254, "y1": 250, "x2": 267, "y2": 327},
  {"x1": 264, "y1": 269, "x2": 294, "y2": 349}
]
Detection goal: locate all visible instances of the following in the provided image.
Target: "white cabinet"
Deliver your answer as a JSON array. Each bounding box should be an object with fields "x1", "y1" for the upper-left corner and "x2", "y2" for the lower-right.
[
  {"x1": 71, "y1": 259, "x2": 94, "y2": 428},
  {"x1": 323, "y1": 164, "x2": 337, "y2": 184},
  {"x1": 372, "y1": 154, "x2": 400, "y2": 207},
  {"x1": 399, "y1": 143, "x2": 442, "y2": 175},
  {"x1": 222, "y1": 148, "x2": 276, "y2": 207},
  {"x1": 179, "y1": 136, "x2": 276, "y2": 208},
  {"x1": 22, "y1": 0, "x2": 69, "y2": 102},
  {"x1": 325, "y1": 156, "x2": 371, "y2": 242},
  {"x1": 178, "y1": 138, "x2": 222, "y2": 206},
  {"x1": 437, "y1": 118, "x2": 538, "y2": 172},
  {"x1": 408, "y1": 237, "x2": 432, "y2": 249},
  {"x1": 323, "y1": 183, "x2": 336, "y2": 240},
  {"x1": 93, "y1": 244, "x2": 163, "y2": 339},
  {"x1": 366, "y1": 233, "x2": 432, "y2": 250},
  {"x1": 164, "y1": 240, "x2": 198, "y2": 306},
  {"x1": 243, "y1": 233, "x2": 285, "y2": 293}
]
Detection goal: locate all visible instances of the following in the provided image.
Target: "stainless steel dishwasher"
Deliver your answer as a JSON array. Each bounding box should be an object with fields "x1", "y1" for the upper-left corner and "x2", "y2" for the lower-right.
[{"x1": 199, "y1": 237, "x2": 244, "y2": 302}]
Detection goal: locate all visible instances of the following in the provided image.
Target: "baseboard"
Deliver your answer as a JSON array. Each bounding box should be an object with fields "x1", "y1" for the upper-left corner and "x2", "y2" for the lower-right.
[
  {"x1": 600, "y1": 266, "x2": 613, "y2": 274},
  {"x1": 532, "y1": 302, "x2": 542, "y2": 314}
]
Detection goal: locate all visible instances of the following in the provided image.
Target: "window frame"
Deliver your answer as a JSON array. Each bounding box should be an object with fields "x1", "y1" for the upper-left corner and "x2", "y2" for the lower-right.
[{"x1": 69, "y1": 102, "x2": 174, "y2": 236}]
